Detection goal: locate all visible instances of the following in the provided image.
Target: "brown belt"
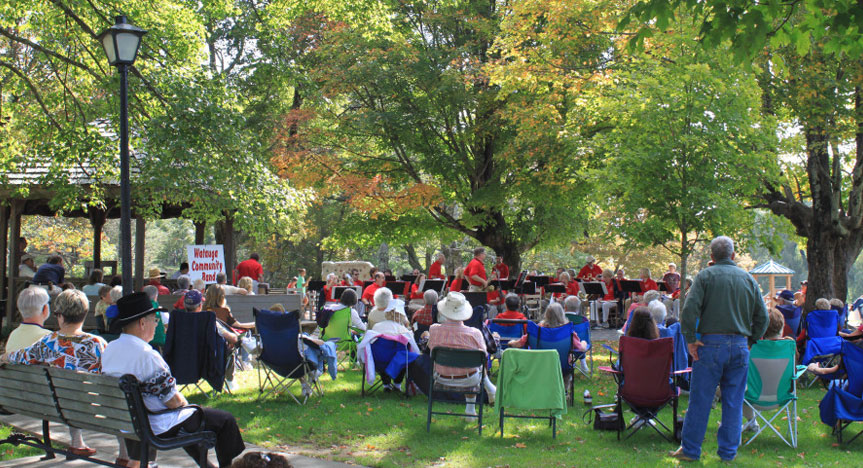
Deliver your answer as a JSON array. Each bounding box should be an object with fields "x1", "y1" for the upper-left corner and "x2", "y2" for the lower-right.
[{"x1": 439, "y1": 370, "x2": 479, "y2": 379}]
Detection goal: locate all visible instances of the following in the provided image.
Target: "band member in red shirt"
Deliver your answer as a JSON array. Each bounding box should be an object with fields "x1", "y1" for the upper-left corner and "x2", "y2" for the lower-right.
[
  {"x1": 235, "y1": 253, "x2": 263, "y2": 284},
  {"x1": 463, "y1": 247, "x2": 489, "y2": 292},
  {"x1": 361, "y1": 272, "x2": 386, "y2": 307},
  {"x1": 577, "y1": 256, "x2": 602, "y2": 281},
  {"x1": 493, "y1": 256, "x2": 510, "y2": 281},
  {"x1": 428, "y1": 253, "x2": 446, "y2": 279}
]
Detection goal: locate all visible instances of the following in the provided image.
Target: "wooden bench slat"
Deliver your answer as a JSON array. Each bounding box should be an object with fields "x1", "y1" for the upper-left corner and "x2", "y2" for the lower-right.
[
  {"x1": 56, "y1": 398, "x2": 134, "y2": 422},
  {"x1": 0, "y1": 397, "x2": 63, "y2": 421},
  {"x1": 46, "y1": 367, "x2": 128, "y2": 387},
  {"x1": 64, "y1": 419, "x2": 140, "y2": 441},
  {"x1": 62, "y1": 409, "x2": 137, "y2": 434},
  {"x1": 49, "y1": 376, "x2": 127, "y2": 399},
  {"x1": 0, "y1": 387, "x2": 56, "y2": 406},
  {"x1": 52, "y1": 387, "x2": 129, "y2": 411},
  {"x1": 0, "y1": 376, "x2": 55, "y2": 396},
  {"x1": 0, "y1": 366, "x2": 51, "y2": 385}
]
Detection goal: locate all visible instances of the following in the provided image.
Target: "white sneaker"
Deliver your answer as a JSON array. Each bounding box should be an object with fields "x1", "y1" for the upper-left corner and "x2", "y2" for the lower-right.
[
  {"x1": 301, "y1": 383, "x2": 313, "y2": 398},
  {"x1": 742, "y1": 419, "x2": 760, "y2": 433},
  {"x1": 578, "y1": 359, "x2": 590, "y2": 374},
  {"x1": 487, "y1": 389, "x2": 496, "y2": 405},
  {"x1": 225, "y1": 379, "x2": 238, "y2": 392}
]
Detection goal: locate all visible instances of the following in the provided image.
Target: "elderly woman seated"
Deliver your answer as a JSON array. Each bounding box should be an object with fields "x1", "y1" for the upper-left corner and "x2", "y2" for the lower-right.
[
  {"x1": 357, "y1": 287, "x2": 418, "y2": 392},
  {"x1": 428, "y1": 292, "x2": 497, "y2": 414},
  {"x1": 367, "y1": 288, "x2": 409, "y2": 332},
  {"x1": 1, "y1": 289, "x2": 108, "y2": 458},
  {"x1": 508, "y1": 302, "x2": 588, "y2": 375}
]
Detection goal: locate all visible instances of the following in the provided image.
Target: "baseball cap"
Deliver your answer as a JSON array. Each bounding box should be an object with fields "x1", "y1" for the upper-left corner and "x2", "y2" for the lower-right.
[{"x1": 184, "y1": 289, "x2": 203, "y2": 308}]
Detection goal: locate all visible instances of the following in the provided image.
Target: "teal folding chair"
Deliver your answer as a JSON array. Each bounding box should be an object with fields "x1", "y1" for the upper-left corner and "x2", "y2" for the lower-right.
[{"x1": 743, "y1": 339, "x2": 806, "y2": 448}]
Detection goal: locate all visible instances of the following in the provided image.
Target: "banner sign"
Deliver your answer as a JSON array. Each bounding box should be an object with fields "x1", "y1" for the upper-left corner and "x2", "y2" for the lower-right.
[{"x1": 186, "y1": 244, "x2": 226, "y2": 283}]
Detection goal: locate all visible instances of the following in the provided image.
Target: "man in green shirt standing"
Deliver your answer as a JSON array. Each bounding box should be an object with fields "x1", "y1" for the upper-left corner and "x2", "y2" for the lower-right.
[{"x1": 671, "y1": 236, "x2": 768, "y2": 462}]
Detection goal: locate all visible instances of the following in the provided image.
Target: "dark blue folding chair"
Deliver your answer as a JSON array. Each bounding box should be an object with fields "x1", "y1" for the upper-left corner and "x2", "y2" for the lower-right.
[
  {"x1": 163, "y1": 310, "x2": 227, "y2": 397},
  {"x1": 819, "y1": 340, "x2": 863, "y2": 446},
  {"x1": 525, "y1": 321, "x2": 584, "y2": 405},
  {"x1": 255, "y1": 309, "x2": 320, "y2": 404},
  {"x1": 658, "y1": 322, "x2": 690, "y2": 390},
  {"x1": 777, "y1": 304, "x2": 802, "y2": 337},
  {"x1": 361, "y1": 336, "x2": 416, "y2": 397}
]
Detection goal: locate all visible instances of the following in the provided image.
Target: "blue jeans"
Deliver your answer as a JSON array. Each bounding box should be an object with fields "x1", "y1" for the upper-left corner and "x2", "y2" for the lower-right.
[{"x1": 681, "y1": 334, "x2": 749, "y2": 461}]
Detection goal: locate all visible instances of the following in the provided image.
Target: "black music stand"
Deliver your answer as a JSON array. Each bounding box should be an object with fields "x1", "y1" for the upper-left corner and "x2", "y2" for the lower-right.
[
  {"x1": 518, "y1": 282, "x2": 537, "y2": 295},
  {"x1": 514, "y1": 271, "x2": 527, "y2": 289},
  {"x1": 422, "y1": 279, "x2": 446, "y2": 294},
  {"x1": 496, "y1": 280, "x2": 516, "y2": 292},
  {"x1": 657, "y1": 281, "x2": 668, "y2": 293},
  {"x1": 384, "y1": 275, "x2": 397, "y2": 282},
  {"x1": 530, "y1": 275, "x2": 552, "y2": 288},
  {"x1": 362, "y1": 280, "x2": 374, "y2": 290},
  {"x1": 579, "y1": 281, "x2": 607, "y2": 296},
  {"x1": 463, "y1": 291, "x2": 488, "y2": 309},
  {"x1": 386, "y1": 281, "x2": 407, "y2": 296},
  {"x1": 545, "y1": 284, "x2": 566, "y2": 295},
  {"x1": 401, "y1": 275, "x2": 418, "y2": 284},
  {"x1": 333, "y1": 286, "x2": 360, "y2": 302},
  {"x1": 306, "y1": 280, "x2": 326, "y2": 318},
  {"x1": 620, "y1": 280, "x2": 643, "y2": 295}
]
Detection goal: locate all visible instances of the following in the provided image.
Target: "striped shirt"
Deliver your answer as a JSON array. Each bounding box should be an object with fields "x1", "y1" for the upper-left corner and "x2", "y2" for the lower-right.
[{"x1": 428, "y1": 321, "x2": 485, "y2": 376}]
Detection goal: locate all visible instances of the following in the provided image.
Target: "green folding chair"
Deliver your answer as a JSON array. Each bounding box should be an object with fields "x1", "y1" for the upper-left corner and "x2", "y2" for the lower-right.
[
  {"x1": 497, "y1": 348, "x2": 567, "y2": 438},
  {"x1": 743, "y1": 339, "x2": 807, "y2": 448},
  {"x1": 320, "y1": 306, "x2": 363, "y2": 369}
]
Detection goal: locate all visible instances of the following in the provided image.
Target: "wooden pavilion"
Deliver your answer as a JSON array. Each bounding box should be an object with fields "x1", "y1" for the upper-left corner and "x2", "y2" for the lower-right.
[
  {"x1": 0, "y1": 162, "x2": 239, "y2": 326},
  {"x1": 749, "y1": 259, "x2": 796, "y2": 301}
]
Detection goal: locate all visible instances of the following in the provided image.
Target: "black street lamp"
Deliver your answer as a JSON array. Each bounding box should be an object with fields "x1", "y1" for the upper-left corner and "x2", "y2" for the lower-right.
[{"x1": 97, "y1": 15, "x2": 146, "y2": 295}]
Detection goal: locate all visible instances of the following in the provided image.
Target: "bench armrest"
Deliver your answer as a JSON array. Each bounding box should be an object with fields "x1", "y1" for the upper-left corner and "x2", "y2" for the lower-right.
[{"x1": 598, "y1": 366, "x2": 620, "y2": 375}]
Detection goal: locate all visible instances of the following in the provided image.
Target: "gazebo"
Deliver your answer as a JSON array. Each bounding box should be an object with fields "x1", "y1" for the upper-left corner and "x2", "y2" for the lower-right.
[
  {"x1": 0, "y1": 162, "x2": 240, "y2": 326},
  {"x1": 749, "y1": 260, "x2": 796, "y2": 300}
]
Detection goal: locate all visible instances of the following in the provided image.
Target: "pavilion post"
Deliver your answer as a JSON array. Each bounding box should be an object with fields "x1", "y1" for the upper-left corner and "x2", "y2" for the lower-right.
[
  {"x1": 6, "y1": 200, "x2": 22, "y2": 325},
  {"x1": 134, "y1": 216, "x2": 145, "y2": 292},
  {"x1": 89, "y1": 208, "x2": 107, "y2": 270},
  {"x1": 223, "y1": 214, "x2": 235, "y2": 284},
  {"x1": 0, "y1": 205, "x2": 8, "y2": 305},
  {"x1": 194, "y1": 221, "x2": 206, "y2": 245}
]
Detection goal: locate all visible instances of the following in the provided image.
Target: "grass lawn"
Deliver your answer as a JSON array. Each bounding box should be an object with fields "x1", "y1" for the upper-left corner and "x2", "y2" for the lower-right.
[
  {"x1": 186, "y1": 347, "x2": 861, "y2": 467},
  {"x1": 0, "y1": 424, "x2": 43, "y2": 461}
]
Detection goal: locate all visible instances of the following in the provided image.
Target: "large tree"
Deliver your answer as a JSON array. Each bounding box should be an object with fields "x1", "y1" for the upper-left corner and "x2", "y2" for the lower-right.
[
  {"x1": 627, "y1": 1, "x2": 863, "y2": 308},
  {"x1": 272, "y1": 0, "x2": 616, "y2": 272}
]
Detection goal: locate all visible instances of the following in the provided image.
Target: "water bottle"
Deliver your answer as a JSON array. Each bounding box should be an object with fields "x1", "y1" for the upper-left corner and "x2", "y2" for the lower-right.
[{"x1": 583, "y1": 389, "x2": 592, "y2": 406}]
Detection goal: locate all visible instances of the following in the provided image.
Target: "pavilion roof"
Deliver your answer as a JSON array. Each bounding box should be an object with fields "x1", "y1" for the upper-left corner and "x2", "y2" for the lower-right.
[{"x1": 749, "y1": 260, "x2": 795, "y2": 275}]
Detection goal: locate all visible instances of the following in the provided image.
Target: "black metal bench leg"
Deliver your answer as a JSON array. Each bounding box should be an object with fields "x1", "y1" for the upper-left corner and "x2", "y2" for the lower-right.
[
  {"x1": 198, "y1": 443, "x2": 208, "y2": 467},
  {"x1": 140, "y1": 442, "x2": 149, "y2": 468},
  {"x1": 41, "y1": 419, "x2": 55, "y2": 460}
]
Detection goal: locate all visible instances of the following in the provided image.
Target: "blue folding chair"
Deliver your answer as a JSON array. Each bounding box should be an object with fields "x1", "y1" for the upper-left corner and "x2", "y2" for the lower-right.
[
  {"x1": 255, "y1": 309, "x2": 320, "y2": 404},
  {"x1": 658, "y1": 322, "x2": 690, "y2": 389},
  {"x1": 525, "y1": 321, "x2": 585, "y2": 405},
  {"x1": 802, "y1": 309, "x2": 842, "y2": 388},
  {"x1": 805, "y1": 308, "x2": 840, "y2": 339},
  {"x1": 777, "y1": 304, "x2": 802, "y2": 337},
  {"x1": 163, "y1": 310, "x2": 228, "y2": 397},
  {"x1": 819, "y1": 340, "x2": 863, "y2": 446},
  {"x1": 361, "y1": 336, "x2": 416, "y2": 397},
  {"x1": 487, "y1": 319, "x2": 527, "y2": 349}
]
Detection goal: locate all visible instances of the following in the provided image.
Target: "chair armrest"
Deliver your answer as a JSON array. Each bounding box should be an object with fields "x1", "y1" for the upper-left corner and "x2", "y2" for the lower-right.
[
  {"x1": 792, "y1": 365, "x2": 808, "y2": 380},
  {"x1": 602, "y1": 344, "x2": 619, "y2": 355},
  {"x1": 598, "y1": 366, "x2": 620, "y2": 375},
  {"x1": 349, "y1": 326, "x2": 365, "y2": 335},
  {"x1": 673, "y1": 368, "x2": 692, "y2": 375},
  {"x1": 148, "y1": 404, "x2": 206, "y2": 432}
]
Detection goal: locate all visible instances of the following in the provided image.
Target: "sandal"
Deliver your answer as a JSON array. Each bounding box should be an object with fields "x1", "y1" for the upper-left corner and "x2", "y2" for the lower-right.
[{"x1": 66, "y1": 447, "x2": 97, "y2": 459}]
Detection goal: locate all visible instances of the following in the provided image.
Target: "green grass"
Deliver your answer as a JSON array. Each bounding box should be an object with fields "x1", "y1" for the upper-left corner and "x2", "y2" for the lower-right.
[
  {"x1": 0, "y1": 424, "x2": 43, "y2": 461},
  {"x1": 186, "y1": 349, "x2": 862, "y2": 467}
]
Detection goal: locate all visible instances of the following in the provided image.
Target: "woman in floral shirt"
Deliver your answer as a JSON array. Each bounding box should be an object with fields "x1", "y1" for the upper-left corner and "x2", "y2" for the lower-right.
[{"x1": 2, "y1": 289, "x2": 107, "y2": 457}]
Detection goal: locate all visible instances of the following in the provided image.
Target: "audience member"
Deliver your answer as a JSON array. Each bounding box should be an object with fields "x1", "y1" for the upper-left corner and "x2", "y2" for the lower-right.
[
  {"x1": 31, "y1": 255, "x2": 65, "y2": 295},
  {"x1": 1, "y1": 290, "x2": 107, "y2": 457},
  {"x1": 82, "y1": 268, "x2": 106, "y2": 296},
  {"x1": 428, "y1": 253, "x2": 445, "y2": 279},
  {"x1": 94, "y1": 284, "x2": 114, "y2": 325},
  {"x1": 102, "y1": 292, "x2": 245, "y2": 468},
  {"x1": 217, "y1": 272, "x2": 248, "y2": 295},
  {"x1": 464, "y1": 247, "x2": 489, "y2": 292},
  {"x1": 626, "y1": 307, "x2": 660, "y2": 340},
  {"x1": 497, "y1": 294, "x2": 527, "y2": 321},
  {"x1": 236, "y1": 253, "x2": 264, "y2": 285},
  {"x1": 367, "y1": 288, "x2": 409, "y2": 331},
  {"x1": 204, "y1": 284, "x2": 254, "y2": 330},
  {"x1": 145, "y1": 267, "x2": 170, "y2": 296},
  {"x1": 238, "y1": 276, "x2": 256, "y2": 295},
  {"x1": 171, "y1": 262, "x2": 190, "y2": 280},
  {"x1": 4, "y1": 286, "x2": 51, "y2": 353},
  {"x1": 18, "y1": 254, "x2": 36, "y2": 278}
]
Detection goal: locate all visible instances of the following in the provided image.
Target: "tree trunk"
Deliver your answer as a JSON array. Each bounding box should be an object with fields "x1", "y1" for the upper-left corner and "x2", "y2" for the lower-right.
[
  {"x1": 403, "y1": 244, "x2": 424, "y2": 272},
  {"x1": 476, "y1": 235, "x2": 522, "y2": 279},
  {"x1": 377, "y1": 243, "x2": 389, "y2": 271},
  {"x1": 804, "y1": 230, "x2": 835, "y2": 312}
]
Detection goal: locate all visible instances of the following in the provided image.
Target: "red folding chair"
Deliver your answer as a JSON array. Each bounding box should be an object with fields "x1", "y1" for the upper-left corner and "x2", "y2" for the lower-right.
[{"x1": 599, "y1": 336, "x2": 690, "y2": 442}]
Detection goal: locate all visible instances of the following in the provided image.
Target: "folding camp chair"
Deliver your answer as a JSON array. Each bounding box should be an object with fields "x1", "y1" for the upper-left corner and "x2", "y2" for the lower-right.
[
  {"x1": 743, "y1": 339, "x2": 806, "y2": 448},
  {"x1": 777, "y1": 304, "x2": 802, "y2": 337},
  {"x1": 320, "y1": 306, "x2": 362, "y2": 369},
  {"x1": 426, "y1": 347, "x2": 487, "y2": 435},
  {"x1": 163, "y1": 310, "x2": 229, "y2": 398},
  {"x1": 487, "y1": 318, "x2": 527, "y2": 373},
  {"x1": 361, "y1": 336, "x2": 414, "y2": 398},
  {"x1": 801, "y1": 309, "x2": 842, "y2": 387},
  {"x1": 497, "y1": 349, "x2": 566, "y2": 438},
  {"x1": 255, "y1": 309, "x2": 321, "y2": 404},
  {"x1": 819, "y1": 339, "x2": 863, "y2": 446},
  {"x1": 599, "y1": 336, "x2": 689, "y2": 443},
  {"x1": 524, "y1": 321, "x2": 588, "y2": 405}
]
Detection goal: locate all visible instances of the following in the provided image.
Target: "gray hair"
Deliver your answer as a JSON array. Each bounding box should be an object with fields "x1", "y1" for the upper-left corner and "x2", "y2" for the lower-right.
[
  {"x1": 17, "y1": 286, "x2": 50, "y2": 319},
  {"x1": 109, "y1": 285, "x2": 123, "y2": 303},
  {"x1": 563, "y1": 295, "x2": 581, "y2": 313},
  {"x1": 815, "y1": 298, "x2": 831, "y2": 310},
  {"x1": 54, "y1": 289, "x2": 89, "y2": 324},
  {"x1": 373, "y1": 287, "x2": 393, "y2": 311},
  {"x1": 423, "y1": 289, "x2": 438, "y2": 305},
  {"x1": 177, "y1": 275, "x2": 191, "y2": 290},
  {"x1": 543, "y1": 303, "x2": 568, "y2": 328},
  {"x1": 710, "y1": 236, "x2": 734, "y2": 261},
  {"x1": 648, "y1": 300, "x2": 667, "y2": 326},
  {"x1": 216, "y1": 272, "x2": 227, "y2": 284},
  {"x1": 142, "y1": 285, "x2": 158, "y2": 302},
  {"x1": 643, "y1": 290, "x2": 661, "y2": 304},
  {"x1": 193, "y1": 278, "x2": 206, "y2": 290}
]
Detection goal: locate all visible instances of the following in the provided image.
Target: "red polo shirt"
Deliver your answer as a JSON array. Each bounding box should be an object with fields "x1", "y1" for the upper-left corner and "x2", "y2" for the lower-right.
[
  {"x1": 494, "y1": 263, "x2": 510, "y2": 280},
  {"x1": 362, "y1": 283, "x2": 382, "y2": 305},
  {"x1": 236, "y1": 258, "x2": 263, "y2": 282},
  {"x1": 577, "y1": 264, "x2": 602, "y2": 280},
  {"x1": 428, "y1": 260, "x2": 444, "y2": 279},
  {"x1": 641, "y1": 278, "x2": 658, "y2": 293},
  {"x1": 464, "y1": 258, "x2": 487, "y2": 287}
]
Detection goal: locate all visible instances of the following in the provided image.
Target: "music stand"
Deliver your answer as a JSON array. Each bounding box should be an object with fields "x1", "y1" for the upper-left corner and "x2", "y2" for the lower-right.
[
  {"x1": 514, "y1": 271, "x2": 527, "y2": 289},
  {"x1": 519, "y1": 282, "x2": 537, "y2": 295},
  {"x1": 362, "y1": 280, "x2": 374, "y2": 290},
  {"x1": 545, "y1": 284, "x2": 566, "y2": 294},
  {"x1": 579, "y1": 281, "x2": 607, "y2": 296},
  {"x1": 497, "y1": 280, "x2": 516, "y2": 291},
  {"x1": 422, "y1": 279, "x2": 446, "y2": 294},
  {"x1": 386, "y1": 281, "x2": 407, "y2": 296},
  {"x1": 463, "y1": 291, "x2": 488, "y2": 309},
  {"x1": 620, "y1": 280, "x2": 643, "y2": 295},
  {"x1": 306, "y1": 280, "x2": 326, "y2": 293},
  {"x1": 530, "y1": 275, "x2": 552, "y2": 288},
  {"x1": 384, "y1": 275, "x2": 397, "y2": 282},
  {"x1": 401, "y1": 274, "x2": 418, "y2": 284},
  {"x1": 657, "y1": 281, "x2": 668, "y2": 293}
]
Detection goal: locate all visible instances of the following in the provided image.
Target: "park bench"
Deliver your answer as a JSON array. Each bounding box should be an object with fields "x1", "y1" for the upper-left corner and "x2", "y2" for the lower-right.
[{"x1": 0, "y1": 364, "x2": 215, "y2": 467}]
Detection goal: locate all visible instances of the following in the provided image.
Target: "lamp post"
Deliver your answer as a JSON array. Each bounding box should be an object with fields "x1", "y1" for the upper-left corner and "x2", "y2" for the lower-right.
[{"x1": 97, "y1": 16, "x2": 146, "y2": 296}]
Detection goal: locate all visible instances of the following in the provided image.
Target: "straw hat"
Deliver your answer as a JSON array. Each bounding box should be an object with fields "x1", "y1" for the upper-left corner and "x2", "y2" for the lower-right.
[
  {"x1": 437, "y1": 292, "x2": 472, "y2": 322},
  {"x1": 147, "y1": 267, "x2": 166, "y2": 280}
]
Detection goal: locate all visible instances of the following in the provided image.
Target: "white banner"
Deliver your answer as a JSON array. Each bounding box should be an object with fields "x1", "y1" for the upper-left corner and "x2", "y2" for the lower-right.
[{"x1": 186, "y1": 244, "x2": 225, "y2": 283}]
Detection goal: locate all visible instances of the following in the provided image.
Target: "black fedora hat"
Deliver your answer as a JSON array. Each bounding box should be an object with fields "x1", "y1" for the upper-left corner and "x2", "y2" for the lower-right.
[{"x1": 110, "y1": 291, "x2": 166, "y2": 333}]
